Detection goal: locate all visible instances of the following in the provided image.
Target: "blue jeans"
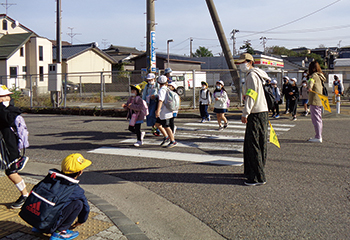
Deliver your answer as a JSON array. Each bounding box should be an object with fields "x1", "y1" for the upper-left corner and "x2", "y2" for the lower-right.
[{"x1": 200, "y1": 104, "x2": 209, "y2": 119}]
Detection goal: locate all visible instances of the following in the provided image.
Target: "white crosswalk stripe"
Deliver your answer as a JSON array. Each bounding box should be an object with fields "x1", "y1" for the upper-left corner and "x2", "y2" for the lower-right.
[{"x1": 89, "y1": 120, "x2": 296, "y2": 166}]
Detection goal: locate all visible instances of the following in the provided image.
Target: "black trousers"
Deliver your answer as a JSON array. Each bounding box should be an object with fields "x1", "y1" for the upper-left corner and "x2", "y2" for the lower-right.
[
  {"x1": 289, "y1": 99, "x2": 298, "y2": 116},
  {"x1": 52, "y1": 200, "x2": 83, "y2": 233},
  {"x1": 129, "y1": 123, "x2": 142, "y2": 141},
  {"x1": 272, "y1": 103, "x2": 279, "y2": 115},
  {"x1": 199, "y1": 104, "x2": 209, "y2": 119},
  {"x1": 243, "y1": 112, "x2": 268, "y2": 183}
]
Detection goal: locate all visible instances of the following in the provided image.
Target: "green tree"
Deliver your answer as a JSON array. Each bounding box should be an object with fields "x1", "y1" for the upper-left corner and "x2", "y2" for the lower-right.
[
  {"x1": 240, "y1": 40, "x2": 255, "y2": 55},
  {"x1": 193, "y1": 46, "x2": 214, "y2": 57}
]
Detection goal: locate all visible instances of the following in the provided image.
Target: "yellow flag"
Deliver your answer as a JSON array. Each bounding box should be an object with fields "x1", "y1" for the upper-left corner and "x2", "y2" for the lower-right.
[
  {"x1": 269, "y1": 121, "x2": 280, "y2": 148},
  {"x1": 310, "y1": 90, "x2": 331, "y2": 113}
]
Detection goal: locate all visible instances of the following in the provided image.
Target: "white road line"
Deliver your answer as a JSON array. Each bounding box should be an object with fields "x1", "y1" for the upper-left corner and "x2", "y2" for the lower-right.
[
  {"x1": 184, "y1": 122, "x2": 295, "y2": 128},
  {"x1": 88, "y1": 147, "x2": 243, "y2": 166},
  {"x1": 183, "y1": 122, "x2": 291, "y2": 131},
  {"x1": 175, "y1": 133, "x2": 245, "y2": 141},
  {"x1": 120, "y1": 139, "x2": 244, "y2": 152}
]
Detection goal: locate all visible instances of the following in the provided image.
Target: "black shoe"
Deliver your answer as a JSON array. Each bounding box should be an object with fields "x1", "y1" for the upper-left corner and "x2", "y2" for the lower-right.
[
  {"x1": 11, "y1": 195, "x2": 27, "y2": 209},
  {"x1": 16, "y1": 156, "x2": 29, "y2": 172},
  {"x1": 244, "y1": 180, "x2": 259, "y2": 186},
  {"x1": 160, "y1": 137, "x2": 170, "y2": 146},
  {"x1": 223, "y1": 122, "x2": 228, "y2": 128},
  {"x1": 166, "y1": 141, "x2": 177, "y2": 148}
]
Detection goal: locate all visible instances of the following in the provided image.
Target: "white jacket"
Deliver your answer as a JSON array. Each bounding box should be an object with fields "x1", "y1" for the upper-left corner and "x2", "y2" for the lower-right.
[
  {"x1": 242, "y1": 68, "x2": 269, "y2": 118},
  {"x1": 213, "y1": 90, "x2": 228, "y2": 109}
]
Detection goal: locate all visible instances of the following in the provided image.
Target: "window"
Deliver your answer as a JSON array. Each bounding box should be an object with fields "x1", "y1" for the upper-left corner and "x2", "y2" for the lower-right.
[
  {"x1": 39, "y1": 66, "x2": 44, "y2": 81},
  {"x1": 22, "y1": 66, "x2": 27, "y2": 72},
  {"x1": 20, "y1": 47, "x2": 24, "y2": 57},
  {"x1": 10, "y1": 67, "x2": 17, "y2": 78},
  {"x1": 39, "y1": 46, "x2": 43, "y2": 61},
  {"x1": 2, "y1": 20, "x2": 7, "y2": 30},
  {"x1": 49, "y1": 65, "x2": 55, "y2": 72}
]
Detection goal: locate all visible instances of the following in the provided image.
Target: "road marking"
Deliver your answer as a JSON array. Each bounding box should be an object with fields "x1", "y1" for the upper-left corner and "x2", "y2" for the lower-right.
[
  {"x1": 175, "y1": 133, "x2": 245, "y2": 141},
  {"x1": 183, "y1": 122, "x2": 291, "y2": 131},
  {"x1": 120, "y1": 139, "x2": 244, "y2": 152},
  {"x1": 184, "y1": 121, "x2": 295, "y2": 128},
  {"x1": 88, "y1": 147, "x2": 243, "y2": 166}
]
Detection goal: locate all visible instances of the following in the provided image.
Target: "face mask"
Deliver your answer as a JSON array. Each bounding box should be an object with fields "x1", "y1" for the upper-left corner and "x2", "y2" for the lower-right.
[
  {"x1": 148, "y1": 81, "x2": 155, "y2": 85},
  {"x1": 239, "y1": 62, "x2": 250, "y2": 72},
  {"x1": 216, "y1": 86, "x2": 221, "y2": 90},
  {"x1": 303, "y1": 73, "x2": 307, "y2": 76},
  {"x1": 130, "y1": 93, "x2": 136, "y2": 97},
  {"x1": 302, "y1": 83, "x2": 306, "y2": 87},
  {"x1": 2, "y1": 101, "x2": 9, "y2": 107},
  {"x1": 202, "y1": 86, "x2": 206, "y2": 89}
]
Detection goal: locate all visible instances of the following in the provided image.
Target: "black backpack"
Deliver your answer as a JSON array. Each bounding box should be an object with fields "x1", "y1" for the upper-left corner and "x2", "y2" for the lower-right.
[{"x1": 19, "y1": 169, "x2": 78, "y2": 233}]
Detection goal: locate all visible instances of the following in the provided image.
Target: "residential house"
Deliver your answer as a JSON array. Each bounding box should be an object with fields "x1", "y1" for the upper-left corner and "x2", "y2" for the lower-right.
[
  {"x1": 0, "y1": 15, "x2": 53, "y2": 93},
  {"x1": 103, "y1": 45, "x2": 144, "y2": 71},
  {"x1": 53, "y1": 43, "x2": 115, "y2": 84}
]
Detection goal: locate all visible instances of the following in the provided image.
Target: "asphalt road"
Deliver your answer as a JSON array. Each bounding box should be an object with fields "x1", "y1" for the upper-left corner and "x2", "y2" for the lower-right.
[{"x1": 23, "y1": 112, "x2": 350, "y2": 240}]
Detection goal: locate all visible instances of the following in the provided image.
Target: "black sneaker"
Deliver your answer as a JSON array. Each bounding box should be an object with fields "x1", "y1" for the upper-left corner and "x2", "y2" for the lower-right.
[
  {"x1": 224, "y1": 122, "x2": 228, "y2": 128},
  {"x1": 166, "y1": 141, "x2": 177, "y2": 148},
  {"x1": 16, "y1": 156, "x2": 29, "y2": 172},
  {"x1": 160, "y1": 137, "x2": 170, "y2": 146},
  {"x1": 244, "y1": 181, "x2": 259, "y2": 186},
  {"x1": 11, "y1": 195, "x2": 27, "y2": 209}
]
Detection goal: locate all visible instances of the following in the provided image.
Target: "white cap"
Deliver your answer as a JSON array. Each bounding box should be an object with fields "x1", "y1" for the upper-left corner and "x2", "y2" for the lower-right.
[
  {"x1": 146, "y1": 73, "x2": 156, "y2": 80},
  {"x1": 168, "y1": 82, "x2": 177, "y2": 88},
  {"x1": 290, "y1": 78, "x2": 297, "y2": 83},
  {"x1": 271, "y1": 79, "x2": 277, "y2": 84},
  {"x1": 0, "y1": 85, "x2": 13, "y2": 96},
  {"x1": 283, "y1": 76, "x2": 290, "y2": 80},
  {"x1": 216, "y1": 80, "x2": 224, "y2": 86},
  {"x1": 158, "y1": 75, "x2": 168, "y2": 84}
]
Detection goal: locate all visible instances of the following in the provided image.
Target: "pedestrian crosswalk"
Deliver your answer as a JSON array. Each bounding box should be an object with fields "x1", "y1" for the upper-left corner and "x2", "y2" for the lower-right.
[{"x1": 88, "y1": 120, "x2": 295, "y2": 166}]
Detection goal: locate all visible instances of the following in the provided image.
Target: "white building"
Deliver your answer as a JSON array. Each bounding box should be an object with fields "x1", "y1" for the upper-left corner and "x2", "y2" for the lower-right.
[{"x1": 0, "y1": 14, "x2": 53, "y2": 93}]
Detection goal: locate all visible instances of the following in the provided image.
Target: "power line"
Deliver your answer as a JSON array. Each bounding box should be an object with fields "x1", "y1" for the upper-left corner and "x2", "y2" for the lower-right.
[
  {"x1": 239, "y1": 0, "x2": 342, "y2": 39},
  {"x1": 238, "y1": 24, "x2": 350, "y2": 35}
]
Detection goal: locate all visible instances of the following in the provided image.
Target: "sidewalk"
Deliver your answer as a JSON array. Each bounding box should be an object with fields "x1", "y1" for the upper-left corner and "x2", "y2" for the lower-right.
[
  {"x1": 1, "y1": 161, "x2": 224, "y2": 240},
  {"x1": 0, "y1": 170, "x2": 134, "y2": 240}
]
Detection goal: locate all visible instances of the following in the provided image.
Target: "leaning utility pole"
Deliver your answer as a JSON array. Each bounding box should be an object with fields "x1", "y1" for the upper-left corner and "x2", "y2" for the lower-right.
[
  {"x1": 205, "y1": 0, "x2": 240, "y2": 91},
  {"x1": 146, "y1": 0, "x2": 156, "y2": 73}
]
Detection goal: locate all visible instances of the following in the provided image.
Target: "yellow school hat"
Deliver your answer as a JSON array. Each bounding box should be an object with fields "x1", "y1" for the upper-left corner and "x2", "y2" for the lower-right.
[{"x1": 61, "y1": 153, "x2": 92, "y2": 174}]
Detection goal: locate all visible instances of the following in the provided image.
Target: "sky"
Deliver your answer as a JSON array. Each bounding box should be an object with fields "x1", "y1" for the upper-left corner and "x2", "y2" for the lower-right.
[{"x1": 3, "y1": 0, "x2": 350, "y2": 56}]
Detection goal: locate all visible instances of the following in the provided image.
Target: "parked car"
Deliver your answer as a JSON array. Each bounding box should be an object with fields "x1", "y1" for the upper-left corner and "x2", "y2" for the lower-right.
[{"x1": 63, "y1": 81, "x2": 80, "y2": 93}]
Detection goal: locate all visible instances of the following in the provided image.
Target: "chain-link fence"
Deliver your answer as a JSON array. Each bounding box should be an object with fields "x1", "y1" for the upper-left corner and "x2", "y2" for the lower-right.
[{"x1": 1, "y1": 69, "x2": 349, "y2": 110}]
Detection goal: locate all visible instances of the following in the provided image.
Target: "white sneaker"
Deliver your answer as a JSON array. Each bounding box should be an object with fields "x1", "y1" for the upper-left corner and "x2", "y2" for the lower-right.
[
  {"x1": 141, "y1": 131, "x2": 145, "y2": 141},
  {"x1": 134, "y1": 141, "x2": 143, "y2": 147},
  {"x1": 308, "y1": 138, "x2": 322, "y2": 143}
]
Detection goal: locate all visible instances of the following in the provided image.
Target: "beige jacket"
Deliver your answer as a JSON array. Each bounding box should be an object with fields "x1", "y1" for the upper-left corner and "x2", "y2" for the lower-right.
[
  {"x1": 242, "y1": 68, "x2": 269, "y2": 118},
  {"x1": 308, "y1": 72, "x2": 326, "y2": 106}
]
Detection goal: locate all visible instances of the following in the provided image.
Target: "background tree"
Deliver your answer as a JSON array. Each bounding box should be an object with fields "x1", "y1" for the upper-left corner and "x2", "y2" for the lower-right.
[
  {"x1": 240, "y1": 40, "x2": 255, "y2": 55},
  {"x1": 193, "y1": 46, "x2": 214, "y2": 57}
]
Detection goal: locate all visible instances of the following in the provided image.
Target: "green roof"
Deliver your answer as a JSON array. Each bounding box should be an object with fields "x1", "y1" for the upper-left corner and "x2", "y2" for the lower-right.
[{"x1": 0, "y1": 33, "x2": 33, "y2": 60}]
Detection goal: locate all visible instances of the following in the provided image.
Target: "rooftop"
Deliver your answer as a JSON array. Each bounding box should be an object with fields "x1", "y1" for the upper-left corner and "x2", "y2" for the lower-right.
[{"x1": 0, "y1": 32, "x2": 33, "y2": 60}]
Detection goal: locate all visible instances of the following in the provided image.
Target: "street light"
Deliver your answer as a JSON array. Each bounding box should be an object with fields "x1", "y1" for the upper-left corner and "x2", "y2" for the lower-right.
[{"x1": 167, "y1": 39, "x2": 174, "y2": 68}]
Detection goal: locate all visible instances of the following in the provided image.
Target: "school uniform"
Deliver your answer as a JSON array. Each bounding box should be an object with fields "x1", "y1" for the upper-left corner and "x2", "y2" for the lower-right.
[{"x1": 288, "y1": 85, "x2": 299, "y2": 116}]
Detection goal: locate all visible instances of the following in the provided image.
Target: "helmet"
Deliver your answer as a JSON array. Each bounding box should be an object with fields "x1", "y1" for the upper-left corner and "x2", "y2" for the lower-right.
[
  {"x1": 158, "y1": 75, "x2": 168, "y2": 84},
  {"x1": 164, "y1": 68, "x2": 172, "y2": 74}
]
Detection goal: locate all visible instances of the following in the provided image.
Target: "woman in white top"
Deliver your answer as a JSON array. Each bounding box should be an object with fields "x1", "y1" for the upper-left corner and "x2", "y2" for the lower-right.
[{"x1": 213, "y1": 80, "x2": 229, "y2": 131}]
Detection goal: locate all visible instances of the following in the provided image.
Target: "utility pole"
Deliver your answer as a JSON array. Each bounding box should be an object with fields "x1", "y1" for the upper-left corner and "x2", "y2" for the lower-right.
[
  {"x1": 67, "y1": 27, "x2": 81, "y2": 45},
  {"x1": 231, "y1": 29, "x2": 239, "y2": 56},
  {"x1": 1, "y1": 0, "x2": 16, "y2": 15},
  {"x1": 260, "y1": 36, "x2": 267, "y2": 54},
  {"x1": 205, "y1": 0, "x2": 239, "y2": 90},
  {"x1": 167, "y1": 39, "x2": 173, "y2": 68},
  {"x1": 146, "y1": 0, "x2": 156, "y2": 73},
  {"x1": 190, "y1": 37, "x2": 193, "y2": 57},
  {"x1": 56, "y1": 0, "x2": 61, "y2": 64}
]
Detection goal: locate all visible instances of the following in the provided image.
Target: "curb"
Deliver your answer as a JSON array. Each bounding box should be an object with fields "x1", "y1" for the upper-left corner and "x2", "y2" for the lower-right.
[{"x1": 85, "y1": 192, "x2": 150, "y2": 240}]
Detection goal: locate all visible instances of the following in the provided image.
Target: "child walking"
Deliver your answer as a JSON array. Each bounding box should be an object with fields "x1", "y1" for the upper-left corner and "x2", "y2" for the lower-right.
[
  {"x1": 0, "y1": 85, "x2": 29, "y2": 209},
  {"x1": 168, "y1": 82, "x2": 178, "y2": 135},
  {"x1": 199, "y1": 81, "x2": 211, "y2": 123},
  {"x1": 155, "y1": 75, "x2": 177, "y2": 148},
  {"x1": 123, "y1": 85, "x2": 147, "y2": 147},
  {"x1": 300, "y1": 80, "x2": 309, "y2": 116},
  {"x1": 288, "y1": 78, "x2": 299, "y2": 121},
  {"x1": 213, "y1": 80, "x2": 228, "y2": 131},
  {"x1": 271, "y1": 80, "x2": 281, "y2": 118},
  {"x1": 142, "y1": 73, "x2": 160, "y2": 136}
]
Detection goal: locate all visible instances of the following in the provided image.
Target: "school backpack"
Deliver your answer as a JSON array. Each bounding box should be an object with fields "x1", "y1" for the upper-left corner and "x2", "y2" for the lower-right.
[
  {"x1": 140, "y1": 97, "x2": 149, "y2": 116},
  {"x1": 165, "y1": 89, "x2": 180, "y2": 111},
  {"x1": 19, "y1": 169, "x2": 78, "y2": 233},
  {"x1": 11, "y1": 115, "x2": 29, "y2": 151}
]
